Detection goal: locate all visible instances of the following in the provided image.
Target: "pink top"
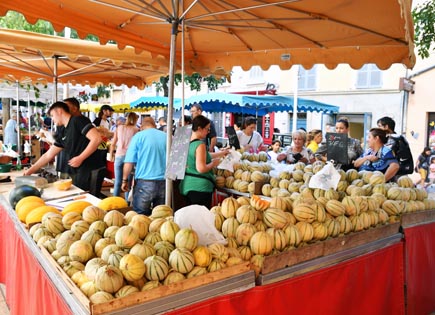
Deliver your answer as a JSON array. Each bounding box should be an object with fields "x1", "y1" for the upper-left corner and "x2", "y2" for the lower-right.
[
  {"x1": 429, "y1": 163, "x2": 435, "y2": 179},
  {"x1": 114, "y1": 125, "x2": 138, "y2": 156}
]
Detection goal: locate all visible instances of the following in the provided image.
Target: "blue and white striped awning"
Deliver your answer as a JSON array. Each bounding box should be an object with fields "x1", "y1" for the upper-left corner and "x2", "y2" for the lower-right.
[{"x1": 183, "y1": 92, "x2": 339, "y2": 115}]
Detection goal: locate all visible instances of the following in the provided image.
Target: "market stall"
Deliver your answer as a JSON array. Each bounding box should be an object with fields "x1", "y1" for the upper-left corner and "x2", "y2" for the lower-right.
[
  {"x1": 3, "y1": 195, "x2": 434, "y2": 315},
  {"x1": 1, "y1": 171, "x2": 434, "y2": 315},
  {"x1": 401, "y1": 212, "x2": 435, "y2": 315}
]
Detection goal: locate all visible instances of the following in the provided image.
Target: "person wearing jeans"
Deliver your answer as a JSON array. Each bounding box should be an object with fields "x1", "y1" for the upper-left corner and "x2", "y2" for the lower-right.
[
  {"x1": 131, "y1": 179, "x2": 166, "y2": 213},
  {"x1": 109, "y1": 113, "x2": 139, "y2": 197},
  {"x1": 121, "y1": 117, "x2": 167, "y2": 216}
]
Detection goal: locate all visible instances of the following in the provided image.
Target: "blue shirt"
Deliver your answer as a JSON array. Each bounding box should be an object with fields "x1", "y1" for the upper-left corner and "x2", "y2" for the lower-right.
[
  {"x1": 125, "y1": 128, "x2": 167, "y2": 180},
  {"x1": 358, "y1": 146, "x2": 398, "y2": 173},
  {"x1": 4, "y1": 119, "x2": 18, "y2": 146}
]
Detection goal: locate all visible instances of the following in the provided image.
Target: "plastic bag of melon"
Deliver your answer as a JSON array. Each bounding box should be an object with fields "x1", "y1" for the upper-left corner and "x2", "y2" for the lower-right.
[
  {"x1": 308, "y1": 162, "x2": 341, "y2": 191},
  {"x1": 217, "y1": 148, "x2": 241, "y2": 173},
  {"x1": 174, "y1": 205, "x2": 227, "y2": 246}
]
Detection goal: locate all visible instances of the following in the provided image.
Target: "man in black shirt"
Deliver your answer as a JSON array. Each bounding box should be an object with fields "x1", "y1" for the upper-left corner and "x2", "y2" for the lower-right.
[
  {"x1": 377, "y1": 116, "x2": 414, "y2": 177},
  {"x1": 25, "y1": 101, "x2": 103, "y2": 192}
]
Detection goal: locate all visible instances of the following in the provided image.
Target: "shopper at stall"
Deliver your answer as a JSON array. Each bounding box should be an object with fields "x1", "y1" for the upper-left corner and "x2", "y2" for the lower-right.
[
  {"x1": 306, "y1": 129, "x2": 323, "y2": 153},
  {"x1": 190, "y1": 103, "x2": 217, "y2": 152},
  {"x1": 354, "y1": 128, "x2": 399, "y2": 182},
  {"x1": 277, "y1": 130, "x2": 313, "y2": 164},
  {"x1": 24, "y1": 101, "x2": 104, "y2": 192},
  {"x1": 110, "y1": 116, "x2": 126, "y2": 132},
  {"x1": 314, "y1": 119, "x2": 361, "y2": 167},
  {"x1": 93, "y1": 104, "x2": 114, "y2": 129},
  {"x1": 121, "y1": 117, "x2": 166, "y2": 215},
  {"x1": 415, "y1": 147, "x2": 431, "y2": 188},
  {"x1": 428, "y1": 156, "x2": 435, "y2": 185},
  {"x1": 30, "y1": 112, "x2": 43, "y2": 131},
  {"x1": 158, "y1": 117, "x2": 167, "y2": 132},
  {"x1": 377, "y1": 116, "x2": 414, "y2": 176},
  {"x1": 4, "y1": 114, "x2": 18, "y2": 151},
  {"x1": 178, "y1": 115, "x2": 192, "y2": 127},
  {"x1": 179, "y1": 115, "x2": 228, "y2": 208},
  {"x1": 237, "y1": 116, "x2": 266, "y2": 153},
  {"x1": 267, "y1": 139, "x2": 283, "y2": 163},
  {"x1": 334, "y1": 118, "x2": 363, "y2": 170},
  {"x1": 110, "y1": 112, "x2": 139, "y2": 197}
]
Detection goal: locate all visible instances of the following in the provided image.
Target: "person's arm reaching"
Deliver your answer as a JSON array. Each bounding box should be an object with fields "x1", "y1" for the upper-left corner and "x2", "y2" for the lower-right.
[
  {"x1": 196, "y1": 143, "x2": 220, "y2": 173},
  {"x1": 24, "y1": 145, "x2": 62, "y2": 175}
]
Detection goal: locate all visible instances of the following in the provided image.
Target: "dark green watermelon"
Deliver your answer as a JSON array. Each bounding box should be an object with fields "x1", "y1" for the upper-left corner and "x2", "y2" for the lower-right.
[{"x1": 9, "y1": 185, "x2": 41, "y2": 209}]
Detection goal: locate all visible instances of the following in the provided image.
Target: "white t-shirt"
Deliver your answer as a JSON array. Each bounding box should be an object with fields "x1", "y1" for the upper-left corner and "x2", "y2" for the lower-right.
[
  {"x1": 100, "y1": 119, "x2": 110, "y2": 130},
  {"x1": 237, "y1": 130, "x2": 263, "y2": 152},
  {"x1": 267, "y1": 150, "x2": 279, "y2": 163}
]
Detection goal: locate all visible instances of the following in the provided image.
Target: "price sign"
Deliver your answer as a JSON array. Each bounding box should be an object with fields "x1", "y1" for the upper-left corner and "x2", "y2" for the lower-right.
[
  {"x1": 225, "y1": 126, "x2": 240, "y2": 150},
  {"x1": 165, "y1": 125, "x2": 192, "y2": 180},
  {"x1": 326, "y1": 132, "x2": 348, "y2": 165}
]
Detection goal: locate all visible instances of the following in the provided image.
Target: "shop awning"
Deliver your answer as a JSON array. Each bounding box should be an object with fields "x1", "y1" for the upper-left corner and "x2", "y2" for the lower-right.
[
  {"x1": 0, "y1": 29, "x2": 170, "y2": 89},
  {"x1": 79, "y1": 103, "x2": 131, "y2": 113},
  {"x1": 130, "y1": 96, "x2": 182, "y2": 112},
  {"x1": 0, "y1": 0, "x2": 416, "y2": 72},
  {"x1": 184, "y1": 93, "x2": 339, "y2": 116}
]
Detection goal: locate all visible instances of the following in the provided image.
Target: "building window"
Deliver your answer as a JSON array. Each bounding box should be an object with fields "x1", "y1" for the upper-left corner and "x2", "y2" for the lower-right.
[
  {"x1": 298, "y1": 66, "x2": 317, "y2": 91},
  {"x1": 356, "y1": 64, "x2": 382, "y2": 88},
  {"x1": 248, "y1": 65, "x2": 265, "y2": 84},
  {"x1": 289, "y1": 112, "x2": 307, "y2": 131}
]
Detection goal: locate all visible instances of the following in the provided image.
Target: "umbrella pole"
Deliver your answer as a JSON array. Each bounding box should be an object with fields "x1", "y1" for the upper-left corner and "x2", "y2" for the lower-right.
[
  {"x1": 165, "y1": 18, "x2": 179, "y2": 207},
  {"x1": 28, "y1": 93, "x2": 31, "y2": 143},
  {"x1": 16, "y1": 81, "x2": 21, "y2": 155},
  {"x1": 54, "y1": 56, "x2": 58, "y2": 102},
  {"x1": 292, "y1": 66, "x2": 299, "y2": 133}
]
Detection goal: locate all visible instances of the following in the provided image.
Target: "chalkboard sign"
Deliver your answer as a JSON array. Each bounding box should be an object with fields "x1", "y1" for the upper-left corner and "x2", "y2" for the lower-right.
[
  {"x1": 166, "y1": 125, "x2": 192, "y2": 180},
  {"x1": 225, "y1": 126, "x2": 240, "y2": 150},
  {"x1": 326, "y1": 132, "x2": 348, "y2": 165}
]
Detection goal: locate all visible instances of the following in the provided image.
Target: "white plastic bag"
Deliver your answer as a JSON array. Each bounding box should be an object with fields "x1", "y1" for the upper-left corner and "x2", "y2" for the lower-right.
[
  {"x1": 308, "y1": 161, "x2": 341, "y2": 190},
  {"x1": 217, "y1": 148, "x2": 242, "y2": 173},
  {"x1": 174, "y1": 205, "x2": 227, "y2": 246},
  {"x1": 269, "y1": 163, "x2": 295, "y2": 178}
]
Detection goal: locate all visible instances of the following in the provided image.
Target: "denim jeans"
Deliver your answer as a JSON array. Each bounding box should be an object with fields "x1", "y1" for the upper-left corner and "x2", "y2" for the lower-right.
[
  {"x1": 132, "y1": 180, "x2": 165, "y2": 216},
  {"x1": 113, "y1": 155, "x2": 125, "y2": 197}
]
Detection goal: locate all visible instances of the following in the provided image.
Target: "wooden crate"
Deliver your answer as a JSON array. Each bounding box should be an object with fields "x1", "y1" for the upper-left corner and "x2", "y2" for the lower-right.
[
  {"x1": 91, "y1": 263, "x2": 252, "y2": 315},
  {"x1": 401, "y1": 209, "x2": 435, "y2": 228},
  {"x1": 261, "y1": 222, "x2": 401, "y2": 275},
  {"x1": 39, "y1": 244, "x2": 92, "y2": 313},
  {"x1": 39, "y1": 243, "x2": 253, "y2": 315}
]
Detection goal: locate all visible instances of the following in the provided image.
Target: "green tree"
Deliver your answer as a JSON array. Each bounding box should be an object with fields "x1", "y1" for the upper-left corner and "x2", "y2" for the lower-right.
[
  {"x1": 412, "y1": 0, "x2": 435, "y2": 59},
  {"x1": 154, "y1": 73, "x2": 226, "y2": 96},
  {"x1": 0, "y1": 11, "x2": 100, "y2": 41},
  {"x1": 0, "y1": 11, "x2": 53, "y2": 34}
]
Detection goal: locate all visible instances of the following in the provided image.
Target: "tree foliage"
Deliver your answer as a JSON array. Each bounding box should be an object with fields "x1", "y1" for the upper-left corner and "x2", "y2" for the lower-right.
[
  {"x1": 0, "y1": 11, "x2": 99, "y2": 41},
  {"x1": 412, "y1": 0, "x2": 435, "y2": 59},
  {"x1": 0, "y1": 11, "x2": 54, "y2": 34},
  {"x1": 154, "y1": 73, "x2": 226, "y2": 96}
]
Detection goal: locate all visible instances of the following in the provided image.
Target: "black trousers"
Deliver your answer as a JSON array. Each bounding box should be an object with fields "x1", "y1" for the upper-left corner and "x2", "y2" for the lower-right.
[{"x1": 185, "y1": 191, "x2": 213, "y2": 209}]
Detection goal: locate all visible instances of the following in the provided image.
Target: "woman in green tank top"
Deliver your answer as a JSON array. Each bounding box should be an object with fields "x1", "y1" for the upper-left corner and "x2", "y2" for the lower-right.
[{"x1": 180, "y1": 115, "x2": 228, "y2": 208}]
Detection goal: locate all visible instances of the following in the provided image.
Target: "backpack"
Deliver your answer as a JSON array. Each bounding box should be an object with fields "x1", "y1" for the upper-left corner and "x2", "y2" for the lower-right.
[{"x1": 389, "y1": 134, "x2": 414, "y2": 175}]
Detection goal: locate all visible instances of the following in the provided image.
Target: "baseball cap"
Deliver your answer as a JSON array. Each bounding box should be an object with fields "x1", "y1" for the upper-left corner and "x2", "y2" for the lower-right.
[{"x1": 100, "y1": 104, "x2": 115, "y2": 112}]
